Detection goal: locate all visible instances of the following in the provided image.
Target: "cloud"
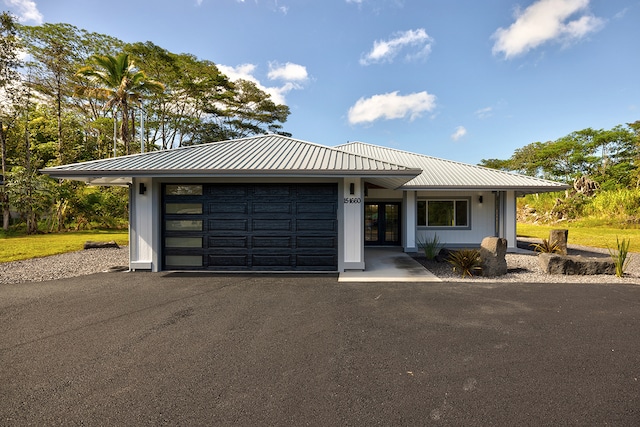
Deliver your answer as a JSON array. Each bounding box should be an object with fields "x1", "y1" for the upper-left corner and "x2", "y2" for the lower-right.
[
  {"x1": 360, "y1": 28, "x2": 433, "y2": 65},
  {"x1": 268, "y1": 62, "x2": 308, "y2": 82},
  {"x1": 451, "y1": 126, "x2": 467, "y2": 141},
  {"x1": 474, "y1": 107, "x2": 493, "y2": 119},
  {"x1": 3, "y1": 0, "x2": 43, "y2": 24},
  {"x1": 218, "y1": 62, "x2": 308, "y2": 105},
  {"x1": 347, "y1": 91, "x2": 437, "y2": 125},
  {"x1": 492, "y1": 0, "x2": 604, "y2": 59}
]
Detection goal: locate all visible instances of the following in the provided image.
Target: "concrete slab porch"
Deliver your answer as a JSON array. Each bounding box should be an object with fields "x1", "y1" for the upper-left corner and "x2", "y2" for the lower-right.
[{"x1": 339, "y1": 247, "x2": 441, "y2": 283}]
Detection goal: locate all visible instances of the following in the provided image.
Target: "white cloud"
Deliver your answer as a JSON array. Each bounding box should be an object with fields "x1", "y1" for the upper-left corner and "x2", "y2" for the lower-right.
[
  {"x1": 347, "y1": 91, "x2": 437, "y2": 125},
  {"x1": 492, "y1": 0, "x2": 604, "y2": 59},
  {"x1": 361, "y1": 28, "x2": 433, "y2": 65},
  {"x1": 268, "y1": 62, "x2": 308, "y2": 82},
  {"x1": 3, "y1": 0, "x2": 43, "y2": 24},
  {"x1": 218, "y1": 62, "x2": 308, "y2": 105},
  {"x1": 346, "y1": 0, "x2": 363, "y2": 3},
  {"x1": 474, "y1": 106, "x2": 493, "y2": 119},
  {"x1": 451, "y1": 126, "x2": 467, "y2": 141}
]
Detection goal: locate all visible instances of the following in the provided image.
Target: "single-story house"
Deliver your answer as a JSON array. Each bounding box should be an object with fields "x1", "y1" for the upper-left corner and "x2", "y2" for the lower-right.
[{"x1": 42, "y1": 134, "x2": 568, "y2": 272}]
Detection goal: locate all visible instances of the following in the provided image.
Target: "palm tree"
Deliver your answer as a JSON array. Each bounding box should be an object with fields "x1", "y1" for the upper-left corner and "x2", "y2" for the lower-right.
[{"x1": 77, "y1": 53, "x2": 164, "y2": 155}]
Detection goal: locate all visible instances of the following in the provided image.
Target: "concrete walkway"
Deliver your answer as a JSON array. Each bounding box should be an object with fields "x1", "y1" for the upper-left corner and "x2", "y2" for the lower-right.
[{"x1": 339, "y1": 247, "x2": 441, "y2": 282}]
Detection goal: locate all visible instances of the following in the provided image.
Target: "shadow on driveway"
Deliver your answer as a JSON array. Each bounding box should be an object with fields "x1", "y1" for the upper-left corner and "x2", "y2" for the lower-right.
[{"x1": 1, "y1": 273, "x2": 639, "y2": 425}]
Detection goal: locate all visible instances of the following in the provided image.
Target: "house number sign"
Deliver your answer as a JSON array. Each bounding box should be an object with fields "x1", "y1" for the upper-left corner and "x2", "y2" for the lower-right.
[{"x1": 344, "y1": 198, "x2": 362, "y2": 204}]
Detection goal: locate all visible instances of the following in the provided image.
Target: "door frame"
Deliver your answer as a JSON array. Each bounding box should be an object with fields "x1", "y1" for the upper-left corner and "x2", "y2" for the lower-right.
[{"x1": 364, "y1": 202, "x2": 402, "y2": 246}]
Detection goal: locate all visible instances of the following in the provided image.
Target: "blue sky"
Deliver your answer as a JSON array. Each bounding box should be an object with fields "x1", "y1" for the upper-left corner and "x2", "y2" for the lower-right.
[{"x1": 4, "y1": 0, "x2": 639, "y2": 164}]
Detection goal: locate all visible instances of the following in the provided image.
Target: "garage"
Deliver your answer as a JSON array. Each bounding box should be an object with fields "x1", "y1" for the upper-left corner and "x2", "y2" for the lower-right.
[{"x1": 163, "y1": 183, "x2": 338, "y2": 271}]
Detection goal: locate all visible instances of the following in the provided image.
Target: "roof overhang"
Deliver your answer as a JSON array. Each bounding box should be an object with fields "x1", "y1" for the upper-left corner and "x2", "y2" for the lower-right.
[
  {"x1": 399, "y1": 184, "x2": 570, "y2": 195},
  {"x1": 43, "y1": 168, "x2": 422, "y2": 189}
]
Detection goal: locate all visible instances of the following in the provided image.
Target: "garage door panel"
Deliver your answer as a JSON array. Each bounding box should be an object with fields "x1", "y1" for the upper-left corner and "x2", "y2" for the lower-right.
[
  {"x1": 297, "y1": 219, "x2": 336, "y2": 232},
  {"x1": 253, "y1": 219, "x2": 292, "y2": 231},
  {"x1": 164, "y1": 183, "x2": 338, "y2": 271},
  {"x1": 209, "y1": 219, "x2": 248, "y2": 231},
  {"x1": 297, "y1": 236, "x2": 336, "y2": 248},
  {"x1": 209, "y1": 255, "x2": 248, "y2": 268},
  {"x1": 252, "y1": 255, "x2": 292, "y2": 267},
  {"x1": 252, "y1": 236, "x2": 292, "y2": 248},
  {"x1": 208, "y1": 237, "x2": 248, "y2": 248},
  {"x1": 209, "y1": 185, "x2": 248, "y2": 197},
  {"x1": 253, "y1": 203, "x2": 291, "y2": 214},
  {"x1": 209, "y1": 203, "x2": 248, "y2": 214},
  {"x1": 297, "y1": 202, "x2": 336, "y2": 214},
  {"x1": 296, "y1": 255, "x2": 337, "y2": 267},
  {"x1": 254, "y1": 185, "x2": 291, "y2": 197}
]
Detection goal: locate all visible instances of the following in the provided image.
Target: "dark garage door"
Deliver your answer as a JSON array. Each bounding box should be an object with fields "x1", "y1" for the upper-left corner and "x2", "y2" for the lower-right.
[{"x1": 162, "y1": 183, "x2": 338, "y2": 271}]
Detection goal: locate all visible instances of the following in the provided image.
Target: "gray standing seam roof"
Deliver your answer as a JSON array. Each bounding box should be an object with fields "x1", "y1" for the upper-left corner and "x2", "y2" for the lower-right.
[
  {"x1": 42, "y1": 134, "x2": 568, "y2": 193},
  {"x1": 43, "y1": 135, "x2": 419, "y2": 177},
  {"x1": 336, "y1": 141, "x2": 569, "y2": 193}
]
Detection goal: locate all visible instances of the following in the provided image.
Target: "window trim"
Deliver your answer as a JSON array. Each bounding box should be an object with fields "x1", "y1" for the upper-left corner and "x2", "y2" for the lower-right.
[{"x1": 417, "y1": 197, "x2": 471, "y2": 230}]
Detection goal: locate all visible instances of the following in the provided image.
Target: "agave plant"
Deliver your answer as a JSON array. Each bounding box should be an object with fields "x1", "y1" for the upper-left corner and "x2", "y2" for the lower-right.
[
  {"x1": 531, "y1": 239, "x2": 563, "y2": 254},
  {"x1": 447, "y1": 249, "x2": 482, "y2": 278}
]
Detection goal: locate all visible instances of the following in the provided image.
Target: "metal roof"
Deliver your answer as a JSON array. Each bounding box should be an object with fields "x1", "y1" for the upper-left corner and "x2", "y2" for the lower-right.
[
  {"x1": 41, "y1": 134, "x2": 421, "y2": 188},
  {"x1": 335, "y1": 141, "x2": 569, "y2": 193},
  {"x1": 42, "y1": 134, "x2": 568, "y2": 193}
]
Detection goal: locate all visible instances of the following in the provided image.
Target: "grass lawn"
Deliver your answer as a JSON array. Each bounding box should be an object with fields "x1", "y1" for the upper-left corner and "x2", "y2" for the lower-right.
[
  {"x1": 517, "y1": 223, "x2": 640, "y2": 253},
  {"x1": 0, "y1": 230, "x2": 129, "y2": 263}
]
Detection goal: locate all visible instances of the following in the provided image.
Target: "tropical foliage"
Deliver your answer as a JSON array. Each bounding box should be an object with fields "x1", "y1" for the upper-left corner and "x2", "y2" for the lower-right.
[{"x1": 0, "y1": 14, "x2": 292, "y2": 234}]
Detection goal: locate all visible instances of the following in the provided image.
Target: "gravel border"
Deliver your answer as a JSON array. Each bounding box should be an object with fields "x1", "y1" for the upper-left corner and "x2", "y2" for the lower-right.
[
  {"x1": 1, "y1": 240, "x2": 638, "y2": 285},
  {"x1": 411, "y1": 239, "x2": 640, "y2": 284},
  {"x1": 0, "y1": 246, "x2": 130, "y2": 285}
]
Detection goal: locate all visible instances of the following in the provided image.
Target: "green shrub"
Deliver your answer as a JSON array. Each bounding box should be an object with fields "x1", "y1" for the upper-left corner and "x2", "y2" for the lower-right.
[
  {"x1": 608, "y1": 236, "x2": 631, "y2": 278},
  {"x1": 447, "y1": 249, "x2": 482, "y2": 278},
  {"x1": 418, "y1": 234, "x2": 443, "y2": 260}
]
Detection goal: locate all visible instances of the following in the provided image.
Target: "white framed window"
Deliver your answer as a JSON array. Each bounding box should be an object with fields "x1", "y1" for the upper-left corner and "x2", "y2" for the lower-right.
[{"x1": 417, "y1": 199, "x2": 470, "y2": 228}]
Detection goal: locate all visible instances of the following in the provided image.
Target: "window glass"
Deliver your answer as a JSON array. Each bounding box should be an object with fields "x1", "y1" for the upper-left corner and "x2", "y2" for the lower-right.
[
  {"x1": 165, "y1": 237, "x2": 202, "y2": 248},
  {"x1": 166, "y1": 203, "x2": 203, "y2": 214},
  {"x1": 165, "y1": 220, "x2": 202, "y2": 231},
  {"x1": 417, "y1": 201, "x2": 426, "y2": 226},
  {"x1": 455, "y1": 200, "x2": 468, "y2": 226},
  {"x1": 165, "y1": 255, "x2": 203, "y2": 267},
  {"x1": 165, "y1": 185, "x2": 203, "y2": 196},
  {"x1": 418, "y1": 199, "x2": 469, "y2": 228},
  {"x1": 428, "y1": 201, "x2": 454, "y2": 226}
]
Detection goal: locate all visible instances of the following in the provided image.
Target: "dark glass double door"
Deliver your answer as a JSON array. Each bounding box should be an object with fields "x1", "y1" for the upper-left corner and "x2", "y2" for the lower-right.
[{"x1": 364, "y1": 202, "x2": 401, "y2": 246}]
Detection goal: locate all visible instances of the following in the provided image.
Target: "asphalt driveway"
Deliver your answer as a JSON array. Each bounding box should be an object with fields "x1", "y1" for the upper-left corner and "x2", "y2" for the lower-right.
[{"x1": 1, "y1": 273, "x2": 639, "y2": 425}]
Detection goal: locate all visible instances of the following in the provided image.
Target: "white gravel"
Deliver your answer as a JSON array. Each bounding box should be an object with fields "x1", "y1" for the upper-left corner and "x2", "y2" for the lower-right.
[
  {"x1": 1, "y1": 241, "x2": 638, "y2": 285},
  {"x1": 419, "y1": 240, "x2": 640, "y2": 285},
  {"x1": 0, "y1": 246, "x2": 130, "y2": 285}
]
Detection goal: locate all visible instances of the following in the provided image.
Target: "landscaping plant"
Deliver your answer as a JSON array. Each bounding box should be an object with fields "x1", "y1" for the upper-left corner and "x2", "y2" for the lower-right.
[
  {"x1": 608, "y1": 236, "x2": 631, "y2": 278},
  {"x1": 418, "y1": 234, "x2": 443, "y2": 260},
  {"x1": 447, "y1": 249, "x2": 482, "y2": 278},
  {"x1": 531, "y1": 238, "x2": 563, "y2": 254}
]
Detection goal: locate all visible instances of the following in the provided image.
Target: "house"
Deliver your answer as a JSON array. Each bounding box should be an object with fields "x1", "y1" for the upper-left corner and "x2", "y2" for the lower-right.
[{"x1": 41, "y1": 134, "x2": 568, "y2": 272}]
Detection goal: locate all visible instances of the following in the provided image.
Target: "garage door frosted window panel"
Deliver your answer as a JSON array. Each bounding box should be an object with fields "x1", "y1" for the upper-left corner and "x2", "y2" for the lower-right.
[
  {"x1": 163, "y1": 185, "x2": 205, "y2": 269},
  {"x1": 418, "y1": 200, "x2": 469, "y2": 228}
]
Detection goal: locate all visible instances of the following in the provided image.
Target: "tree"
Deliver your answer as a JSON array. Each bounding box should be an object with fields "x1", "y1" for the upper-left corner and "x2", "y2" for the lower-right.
[
  {"x1": 77, "y1": 53, "x2": 164, "y2": 154},
  {"x1": 0, "y1": 11, "x2": 24, "y2": 230}
]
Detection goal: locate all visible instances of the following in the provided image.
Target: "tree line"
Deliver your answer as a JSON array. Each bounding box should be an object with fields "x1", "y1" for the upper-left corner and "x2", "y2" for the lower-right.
[
  {"x1": 480, "y1": 123, "x2": 640, "y2": 190},
  {"x1": 0, "y1": 12, "x2": 291, "y2": 233}
]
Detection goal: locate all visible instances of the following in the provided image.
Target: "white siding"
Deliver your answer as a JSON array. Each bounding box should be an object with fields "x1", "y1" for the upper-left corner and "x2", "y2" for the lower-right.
[
  {"x1": 342, "y1": 179, "x2": 365, "y2": 270},
  {"x1": 130, "y1": 177, "x2": 154, "y2": 270}
]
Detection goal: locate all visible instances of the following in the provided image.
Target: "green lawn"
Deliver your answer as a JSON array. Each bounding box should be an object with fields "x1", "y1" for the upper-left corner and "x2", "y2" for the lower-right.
[
  {"x1": 0, "y1": 230, "x2": 129, "y2": 263},
  {"x1": 517, "y1": 223, "x2": 640, "y2": 253}
]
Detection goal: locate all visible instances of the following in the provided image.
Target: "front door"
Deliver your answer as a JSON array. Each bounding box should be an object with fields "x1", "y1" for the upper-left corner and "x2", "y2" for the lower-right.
[{"x1": 364, "y1": 202, "x2": 401, "y2": 246}]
